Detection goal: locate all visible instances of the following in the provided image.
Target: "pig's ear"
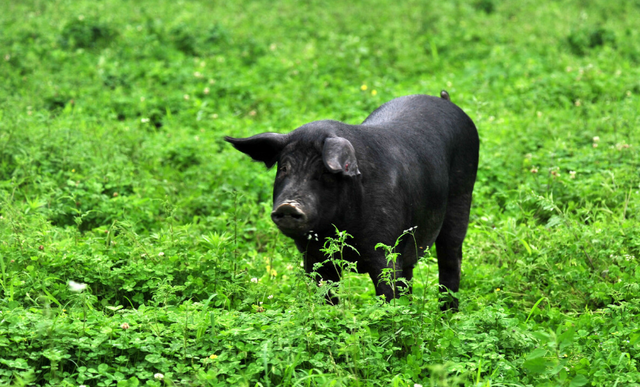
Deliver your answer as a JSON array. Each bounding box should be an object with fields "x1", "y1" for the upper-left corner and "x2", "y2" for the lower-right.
[
  {"x1": 322, "y1": 137, "x2": 360, "y2": 177},
  {"x1": 225, "y1": 133, "x2": 287, "y2": 169}
]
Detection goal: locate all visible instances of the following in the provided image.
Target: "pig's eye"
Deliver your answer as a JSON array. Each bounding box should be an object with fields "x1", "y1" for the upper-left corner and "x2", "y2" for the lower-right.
[{"x1": 278, "y1": 164, "x2": 289, "y2": 175}]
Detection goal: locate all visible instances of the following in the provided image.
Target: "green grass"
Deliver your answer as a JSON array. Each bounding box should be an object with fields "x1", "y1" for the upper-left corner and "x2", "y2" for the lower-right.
[{"x1": 1, "y1": 0, "x2": 639, "y2": 385}]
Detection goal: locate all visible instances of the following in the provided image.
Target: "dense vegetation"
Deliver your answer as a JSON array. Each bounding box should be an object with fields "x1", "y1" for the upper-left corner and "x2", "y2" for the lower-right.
[{"x1": 1, "y1": 0, "x2": 639, "y2": 385}]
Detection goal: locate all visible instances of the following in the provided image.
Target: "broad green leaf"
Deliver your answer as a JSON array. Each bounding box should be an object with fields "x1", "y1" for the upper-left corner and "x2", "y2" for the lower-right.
[
  {"x1": 523, "y1": 348, "x2": 549, "y2": 374},
  {"x1": 569, "y1": 374, "x2": 589, "y2": 387}
]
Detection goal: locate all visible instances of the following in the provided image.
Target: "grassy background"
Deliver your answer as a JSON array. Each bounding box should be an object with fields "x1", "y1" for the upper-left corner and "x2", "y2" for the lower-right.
[{"x1": 1, "y1": 0, "x2": 639, "y2": 385}]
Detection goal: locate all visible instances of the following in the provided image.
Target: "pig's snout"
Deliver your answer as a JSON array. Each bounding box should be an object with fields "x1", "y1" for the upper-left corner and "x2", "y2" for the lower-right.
[{"x1": 271, "y1": 202, "x2": 308, "y2": 232}]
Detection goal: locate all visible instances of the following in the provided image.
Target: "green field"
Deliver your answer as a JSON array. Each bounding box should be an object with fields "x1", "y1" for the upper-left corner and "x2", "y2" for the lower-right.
[{"x1": 1, "y1": 0, "x2": 639, "y2": 385}]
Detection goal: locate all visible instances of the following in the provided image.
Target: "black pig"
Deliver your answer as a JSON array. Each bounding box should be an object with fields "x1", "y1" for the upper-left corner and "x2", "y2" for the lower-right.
[{"x1": 225, "y1": 91, "x2": 478, "y2": 308}]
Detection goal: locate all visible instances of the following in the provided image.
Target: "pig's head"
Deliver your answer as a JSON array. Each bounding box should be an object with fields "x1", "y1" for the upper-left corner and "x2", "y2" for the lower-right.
[{"x1": 225, "y1": 127, "x2": 360, "y2": 239}]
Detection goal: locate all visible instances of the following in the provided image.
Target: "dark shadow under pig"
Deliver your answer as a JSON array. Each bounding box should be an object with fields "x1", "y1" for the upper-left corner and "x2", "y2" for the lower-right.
[{"x1": 225, "y1": 91, "x2": 479, "y2": 309}]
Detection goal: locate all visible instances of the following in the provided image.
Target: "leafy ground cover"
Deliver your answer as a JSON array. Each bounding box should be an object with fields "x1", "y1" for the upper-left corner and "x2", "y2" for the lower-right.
[{"x1": 1, "y1": 0, "x2": 639, "y2": 385}]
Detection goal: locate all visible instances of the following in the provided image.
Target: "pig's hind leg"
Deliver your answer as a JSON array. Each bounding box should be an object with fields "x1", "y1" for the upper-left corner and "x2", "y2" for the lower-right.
[{"x1": 434, "y1": 192, "x2": 473, "y2": 311}]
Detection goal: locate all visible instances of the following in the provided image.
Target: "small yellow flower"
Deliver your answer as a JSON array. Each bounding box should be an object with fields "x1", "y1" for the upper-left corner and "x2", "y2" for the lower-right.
[
  {"x1": 72, "y1": 169, "x2": 75, "y2": 173},
  {"x1": 360, "y1": 84, "x2": 368, "y2": 91},
  {"x1": 496, "y1": 288, "x2": 501, "y2": 291},
  {"x1": 371, "y1": 90, "x2": 377, "y2": 96},
  {"x1": 209, "y1": 354, "x2": 218, "y2": 360}
]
